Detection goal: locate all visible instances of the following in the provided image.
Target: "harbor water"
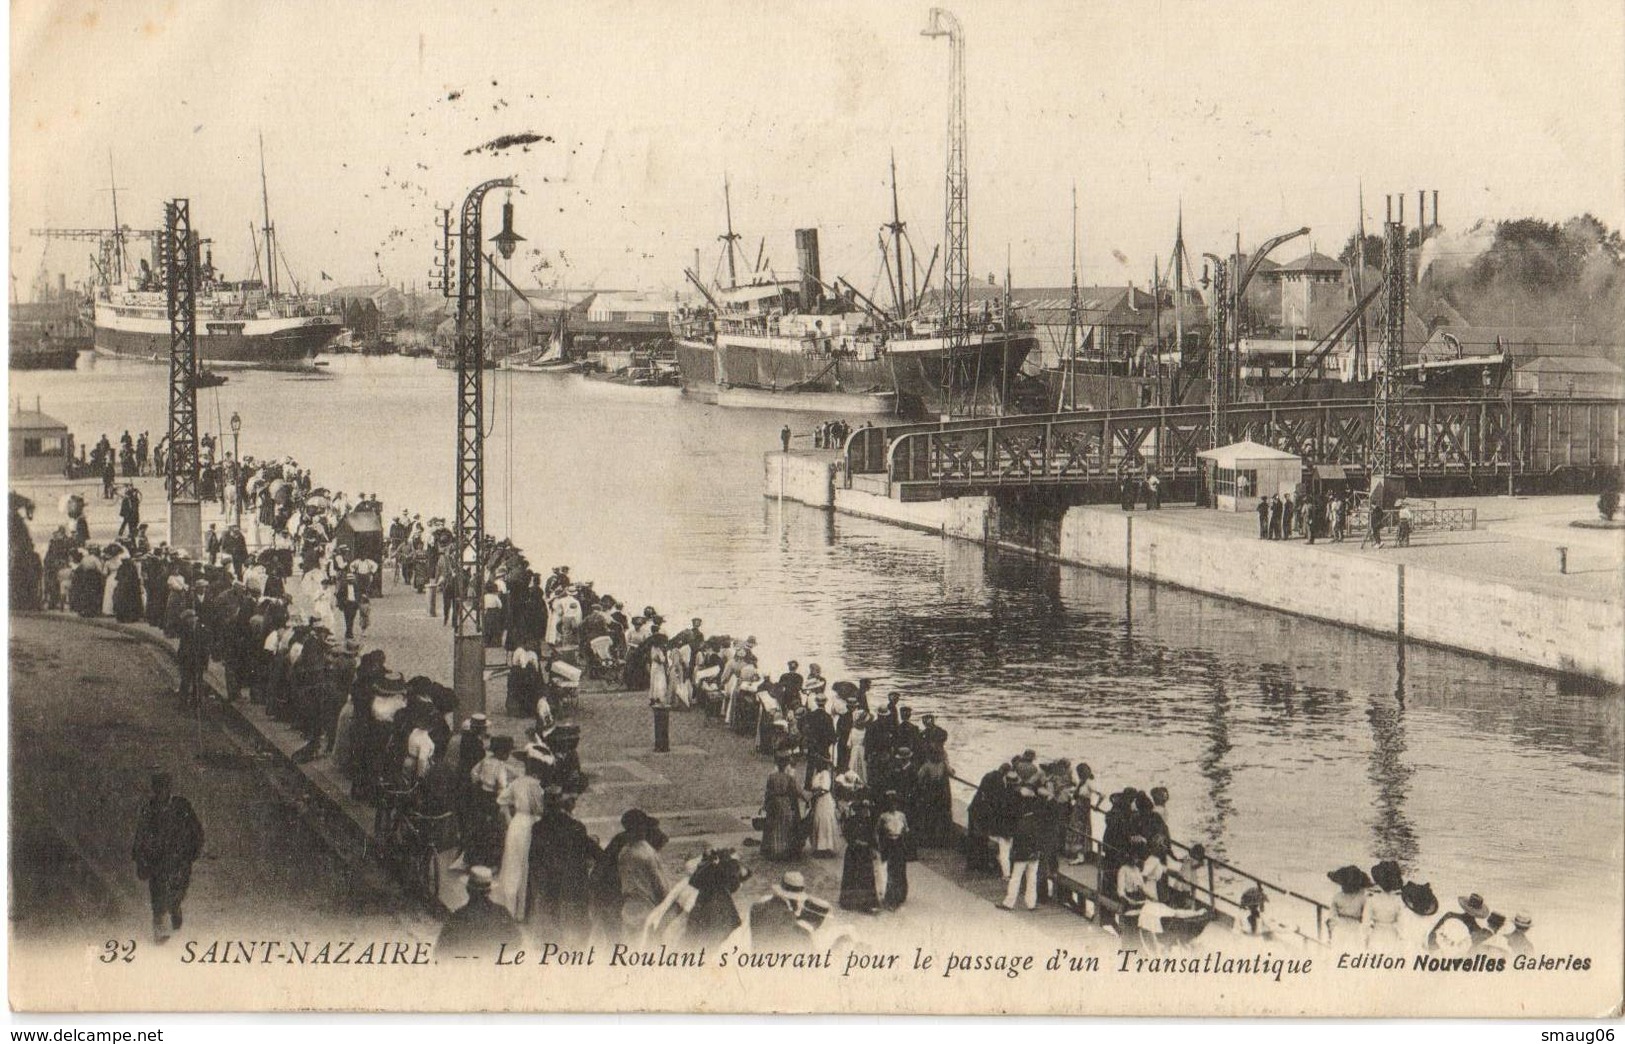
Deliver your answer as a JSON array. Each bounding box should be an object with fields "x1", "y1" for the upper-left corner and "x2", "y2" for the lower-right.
[{"x1": 15, "y1": 353, "x2": 1622, "y2": 941}]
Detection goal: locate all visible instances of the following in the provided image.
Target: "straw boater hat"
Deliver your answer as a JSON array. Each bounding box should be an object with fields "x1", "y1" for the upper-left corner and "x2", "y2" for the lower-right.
[
  {"x1": 1458, "y1": 893, "x2": 1492, "y2": 919},
  {"x1": 465, "y1": 866, "x2": 495, "y2": 892},
  {"x1": 1513, "y1": 913, "x2": 1532, "y2": 930},
  {"x1": 773, "y1": 871, "x2": 808, "y2": 902}
]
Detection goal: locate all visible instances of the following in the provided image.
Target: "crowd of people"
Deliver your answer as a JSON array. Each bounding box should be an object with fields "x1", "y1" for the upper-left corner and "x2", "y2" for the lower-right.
[
  {"x1": 778, "y1": 419, "x2": 874, "y2": 453},
  {"x1": 66, "y1": 429, "x2": 248, "y2": 505},
  {"x1": 1252, "y1": 489, "x2": 1413, "y2": 549},
  {"x1": 1324, "y1": 863, "x2": 1534, "y2": 955},
  {"x1": 12, "y1": 434, "x2": 1528, "y2": 958}
]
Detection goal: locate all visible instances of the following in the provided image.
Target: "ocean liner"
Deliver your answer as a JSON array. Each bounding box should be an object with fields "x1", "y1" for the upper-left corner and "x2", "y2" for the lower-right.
[
  {"x1": 672, "y1": 175, "x2": 1033, "y2": 417},
  {"x1": 39, "y1": 145, "x2": 340, "y2": 369}
]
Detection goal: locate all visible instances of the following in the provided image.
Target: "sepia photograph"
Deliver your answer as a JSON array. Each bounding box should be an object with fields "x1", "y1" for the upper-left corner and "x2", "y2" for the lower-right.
[{"x1": 6, "y1": 0, "x2": 1623, "y2": 1019}]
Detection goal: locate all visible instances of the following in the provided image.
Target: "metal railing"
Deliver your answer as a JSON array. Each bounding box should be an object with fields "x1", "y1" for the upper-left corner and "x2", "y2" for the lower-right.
[{"x1": 946, "y1": 770, "x2": 1331, "y2": 946}]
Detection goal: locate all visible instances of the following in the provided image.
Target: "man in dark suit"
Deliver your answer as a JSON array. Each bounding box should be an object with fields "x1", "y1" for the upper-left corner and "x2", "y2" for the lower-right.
[
  {"x1": 894, "y1": 706, "x2": 924, "y2": 758},
  {"x1": 221, "y1": 525, "x2": 249, "y2": 580},
  {"x1": 436, "y1": 866, "x2": 519, "y2": 959},
  {"x1": 776, "y1": 661, "x2": 805, "y2": 715},
  {"x1": 801, "y1": 695, "x2": 838, "y2": 785}
]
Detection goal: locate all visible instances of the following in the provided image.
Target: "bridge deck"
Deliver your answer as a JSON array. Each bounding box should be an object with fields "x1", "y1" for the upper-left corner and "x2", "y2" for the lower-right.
[{"x1": 844, "y1": 396, "x2": 1624, "y2": 498}]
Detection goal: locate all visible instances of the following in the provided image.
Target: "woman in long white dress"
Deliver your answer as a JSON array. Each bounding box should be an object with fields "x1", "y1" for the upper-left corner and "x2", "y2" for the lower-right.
[
  {"x1": 647, "y1": 643, "x2": 669, "y2": 706},
  {"x1": 493, "y1": 759, "x2": 548, "y2": 918},
  {"x1": 668, "y1": 641, "x2": 692, "y2": 709},
  {"x1": 1363, "y1": 860, "x2": 1406, "y2": 951},
  {"x1": 807, "y1": 762, "x2": 839, "y2": 857}
]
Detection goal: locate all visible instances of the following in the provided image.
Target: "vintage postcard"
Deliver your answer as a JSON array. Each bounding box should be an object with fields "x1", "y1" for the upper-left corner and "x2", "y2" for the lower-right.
[{"x1": 7, "y1": 0, "x2": 1623, "y2": 1018}]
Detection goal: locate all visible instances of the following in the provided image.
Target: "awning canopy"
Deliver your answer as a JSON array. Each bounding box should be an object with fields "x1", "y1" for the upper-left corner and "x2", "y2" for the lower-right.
[{"x1": 1196, "y1": 439, "x2": 1302, "y2": 467}]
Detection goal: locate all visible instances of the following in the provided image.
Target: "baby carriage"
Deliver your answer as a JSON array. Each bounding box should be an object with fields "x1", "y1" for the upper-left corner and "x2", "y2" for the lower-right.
[{"x1": 585, "y1": 634, "x2": 623, "y2": 682}]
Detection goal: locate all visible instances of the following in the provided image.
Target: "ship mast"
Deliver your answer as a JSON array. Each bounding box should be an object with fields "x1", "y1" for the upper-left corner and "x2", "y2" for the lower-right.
[
  {"x1": 259, "y1": 132, "x2": 277, "y2": 298},
  {"x1": 107, "y1": 152, "x2": 128, "y2": 286},
  {"x1": 719, "y1": 175, "x2": 741, "y2": 290},
  {"x1": 1064, "y1": 183, "x2": 1080, "y2": 411},
  {"x1": 1173, "y1": 202, "x2": 1186, "y2": 383},
  {"x1": 885, "y1": 151, "x2": 909, "y2": 323}
]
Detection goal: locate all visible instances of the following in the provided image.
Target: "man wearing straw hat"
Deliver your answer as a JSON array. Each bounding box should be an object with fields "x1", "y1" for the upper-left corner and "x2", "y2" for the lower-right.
[
  {"x1": 749, "y1": 871, "x2": 813, "y2": 951},
  {"x1": 435, "y1": 866, "x2": 519, "y2": 959}
]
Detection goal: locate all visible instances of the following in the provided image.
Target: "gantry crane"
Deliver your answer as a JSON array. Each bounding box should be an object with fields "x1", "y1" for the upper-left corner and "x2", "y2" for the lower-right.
[{"x1": 923, "y1": 7, "x2": 971, "y2": 417}]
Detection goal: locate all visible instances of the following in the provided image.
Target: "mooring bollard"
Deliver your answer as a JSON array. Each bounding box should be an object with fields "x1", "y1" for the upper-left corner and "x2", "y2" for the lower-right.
[
  {"x1": 652, "y1": 701, "x2": 671, "y2": 753},
  {"x1": 1557, "y1": 546, "x2": 1569, "y2": 574}
]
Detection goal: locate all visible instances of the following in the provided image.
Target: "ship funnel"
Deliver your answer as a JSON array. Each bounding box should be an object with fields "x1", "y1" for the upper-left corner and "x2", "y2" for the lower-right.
[{"x1": 795, "y1": 228, "x2": 823, "y2": 308}]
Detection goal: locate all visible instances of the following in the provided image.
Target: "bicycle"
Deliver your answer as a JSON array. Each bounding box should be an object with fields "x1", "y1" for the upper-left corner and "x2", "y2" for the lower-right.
[
  {"x1": 392, "y1": 806, "x2": 453, "y2": 902},
  {"x1": 372, "y1": 776, "x2": 452, "y2": 902}
]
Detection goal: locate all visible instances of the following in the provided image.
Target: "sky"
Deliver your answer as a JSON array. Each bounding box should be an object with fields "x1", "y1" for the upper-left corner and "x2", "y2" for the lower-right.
[{"x1": 10, "y1": 0, "x2": 1624, "y2": 297}]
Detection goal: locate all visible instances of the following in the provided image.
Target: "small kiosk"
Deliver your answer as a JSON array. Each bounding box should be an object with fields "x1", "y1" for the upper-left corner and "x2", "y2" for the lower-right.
[
  {"x1": 9, "y1": 405, "x2": 71, "y2": 479},
  {"x1": 1198, "y1": 439, "x2": 1304, "y2": 512}
]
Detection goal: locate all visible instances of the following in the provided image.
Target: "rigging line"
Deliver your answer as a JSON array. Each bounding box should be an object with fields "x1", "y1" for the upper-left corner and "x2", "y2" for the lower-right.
[{"x1": 506, "y1": 342, "x2": 515, "y2": 540}]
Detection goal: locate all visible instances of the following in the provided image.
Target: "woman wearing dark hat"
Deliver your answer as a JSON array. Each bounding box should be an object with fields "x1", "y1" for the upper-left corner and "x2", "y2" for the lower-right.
[
  {"x1": 1237, "y1": 885, "x2": 1274, "y2": 938},
  {"x1": 683, "y1": 848, "x2": 751, "y2": 946},
  {"x1": 1098, "y1": 790, "x2": 1136, "y2": 908},
  {"x1": 587, "y1": 810, "x2": 643, "y2": 945},
  {"x1": 111, "y1": 546, "x2": 144, "y2": 623},
  {"x1": 1400, "y1": 880, "x2": 1439, "y2": 952},
  {"x1": 839, "y1": 794, "x2": 881, "y2": 914},
  {"x1": 1327, "y1": 865, "x2": 1373, "y2": 942},
  {"x1": 1363, "y1": 860, "x2": 1406, "y2": 950}
]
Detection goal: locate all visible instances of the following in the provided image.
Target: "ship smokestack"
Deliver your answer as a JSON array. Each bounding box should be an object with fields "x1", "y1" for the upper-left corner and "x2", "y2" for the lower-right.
[
  {"x1": 795, "y1": 228, "x2": 823, "y2": 308},
  {"x1": 1432, "y1": 189, "x2": 1439, "y2": 229}
]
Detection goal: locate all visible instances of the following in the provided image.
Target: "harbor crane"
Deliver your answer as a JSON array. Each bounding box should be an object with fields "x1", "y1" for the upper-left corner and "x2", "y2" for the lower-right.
[{"x1": 923, "y1": 7, "x2": 972, "y2": 417}]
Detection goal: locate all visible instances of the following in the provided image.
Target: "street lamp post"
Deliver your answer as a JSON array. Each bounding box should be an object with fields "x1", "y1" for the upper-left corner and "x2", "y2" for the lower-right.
[
  {"x1": 447, "y1": 177, "x2": 520, "y2": 717},
  {"x1": 229, "y1": 411, "x2": 242, "y2": 527}
]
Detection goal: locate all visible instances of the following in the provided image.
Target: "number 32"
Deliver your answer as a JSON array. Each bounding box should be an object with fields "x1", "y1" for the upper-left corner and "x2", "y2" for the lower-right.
[{"x1": 99, "y1": 939, "x2": 137, "y2": 964}]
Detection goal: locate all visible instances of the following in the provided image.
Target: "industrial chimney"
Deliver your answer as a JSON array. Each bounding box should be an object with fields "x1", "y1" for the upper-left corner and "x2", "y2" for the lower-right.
[{"x1": 795, "y1": 228, "x2": 823, "y2": 309}]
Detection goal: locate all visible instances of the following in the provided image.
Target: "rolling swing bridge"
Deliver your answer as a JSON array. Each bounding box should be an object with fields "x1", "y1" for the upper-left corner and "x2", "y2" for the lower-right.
[{"x1": 843, "y1": 395, "x2": 1625, "y2": 503}]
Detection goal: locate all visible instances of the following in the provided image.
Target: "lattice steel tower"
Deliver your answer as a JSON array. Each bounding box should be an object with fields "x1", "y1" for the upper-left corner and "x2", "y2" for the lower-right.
[
  {"x1": 163, "y1": 199, "x2": 202, "y2": 552},
  {"x1": 444, "y1": 177, "x2": 515, "y2": 712},
  {"x1": 924, "y1": 7, "x2": 970, "y2": 417},
  {"x1": 1371, "y1": 197, "x2": 1408, "y2": 478}
]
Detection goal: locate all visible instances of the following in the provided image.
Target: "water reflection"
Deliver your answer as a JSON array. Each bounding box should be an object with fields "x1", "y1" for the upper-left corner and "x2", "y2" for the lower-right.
[
  {"x1": 1197, "y1": 661, "x2": 1236, "y2": 854},
  {"x1": 1366, "y1": 649, "x2": 1421, "y2": 868}
]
